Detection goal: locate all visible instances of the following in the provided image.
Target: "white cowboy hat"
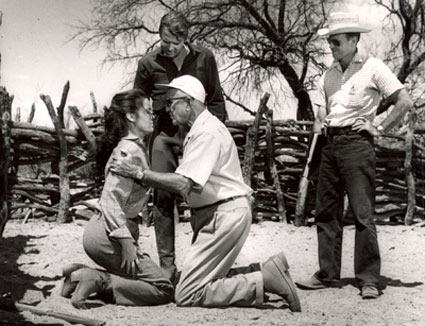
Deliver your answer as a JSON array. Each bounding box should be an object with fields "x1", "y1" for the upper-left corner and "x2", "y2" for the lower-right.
[
  {"x1": 156, "y1": 75, "x2": 206, "y2": 103},
  {"x1": 318, "y1": 12, "x2": 371, "y2": 36}
]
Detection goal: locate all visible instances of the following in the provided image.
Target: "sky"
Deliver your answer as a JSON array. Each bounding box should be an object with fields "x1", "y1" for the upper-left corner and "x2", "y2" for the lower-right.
[
  {"x1": 1, "y1": 0, "x2": 126, "y2": 126},
  {"x1": 0, "y1": 0, "x2": 391, "y2": 126}
]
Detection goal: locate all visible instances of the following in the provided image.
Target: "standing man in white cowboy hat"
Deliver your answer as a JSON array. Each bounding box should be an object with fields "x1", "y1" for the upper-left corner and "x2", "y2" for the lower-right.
[
  {"x1": 109, "y1": 74, "x2": 301, "y2": 311},
  {"x1": 296, "y1": 12, "x2": 413, "y2": 299}
]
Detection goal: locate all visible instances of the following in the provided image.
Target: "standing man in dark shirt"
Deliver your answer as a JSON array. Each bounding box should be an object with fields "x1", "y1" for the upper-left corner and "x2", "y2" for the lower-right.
[{"x1": 134, "y1": 11, "x2": 226, "y2": 282}]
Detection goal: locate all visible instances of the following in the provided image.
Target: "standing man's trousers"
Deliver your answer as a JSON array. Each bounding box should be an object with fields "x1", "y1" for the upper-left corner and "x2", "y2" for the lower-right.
[
  {"x1": 151, "y1": 133, "x2": 178, "y2": 279},
  {"x1": 314, "y1": 132, "x2": 381, "y2": 288},
  {"x1": 175, "y1": 197, "x2": 264, "y2": 307},
  {"x1": 83, "y1": 213, "x2": 174, "y2": 306}
]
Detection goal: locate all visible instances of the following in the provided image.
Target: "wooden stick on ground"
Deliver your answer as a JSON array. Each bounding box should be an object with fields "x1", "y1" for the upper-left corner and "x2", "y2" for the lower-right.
[
  {"x1": 21, "y1": 208, "x2": 34, "y2": 225},
  {"x1": 0, "y1": 296, "x2": 105, "y2": 326},
  {"x1": 14, "y1": 302, "x2": 105, "y2": 326}
]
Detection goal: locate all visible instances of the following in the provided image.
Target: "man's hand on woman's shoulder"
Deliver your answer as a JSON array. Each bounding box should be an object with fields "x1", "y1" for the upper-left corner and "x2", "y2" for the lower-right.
[{"x1": 109, "y1": 149, "x2": 145, "y2": 180}]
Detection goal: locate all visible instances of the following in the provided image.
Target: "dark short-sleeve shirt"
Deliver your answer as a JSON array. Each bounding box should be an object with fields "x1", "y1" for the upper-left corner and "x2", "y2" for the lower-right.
[{"x1": 134, "y1": 43, "x2": 226, "y2": 132}]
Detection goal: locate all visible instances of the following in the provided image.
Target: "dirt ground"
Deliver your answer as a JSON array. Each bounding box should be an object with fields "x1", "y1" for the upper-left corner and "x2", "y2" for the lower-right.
[{"x1": 1, "y1": 217, "x2": 425, "y2": 326}]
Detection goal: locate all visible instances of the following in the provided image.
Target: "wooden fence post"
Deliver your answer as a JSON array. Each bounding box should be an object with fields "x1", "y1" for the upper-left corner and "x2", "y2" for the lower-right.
[
  {"x1": 15, "y1": 106, "x2": 21, "y2": 122},
  {"x1": 242, "y1": 93, "x2": 270, "y2": 187},
  {"x1": 404, "y1": 108, "x2": 416, "y2": 225},
  {"x1": 0, "y1": 87, "x2": 13, "y2": 236},
  {"x1": 68, "y1": 106, "x2": 97, "y2": 153},
  {"x1": 90, "y1": 91, "x2": 98, "y2": 113},
  {"x1": 265, "y1": 109, "x2": 287, "y2": 223},
  {"x1": 27, "y1": 103, "x2": 36, "y2": 123},
  {"x1": 40, "y1": 94, "x2": 70, "y2": 223},
  {"x1": 50, "y1": 82, "x2": 70, "y2": 206},
  {"x1": 57, "y1": 81, "x2": 70, "y2": 129}
]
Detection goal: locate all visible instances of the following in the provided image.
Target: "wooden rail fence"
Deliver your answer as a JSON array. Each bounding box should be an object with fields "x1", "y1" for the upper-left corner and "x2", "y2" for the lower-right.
[{"x1": 0, "y1": 85, "x2": 424, "y2": 237}]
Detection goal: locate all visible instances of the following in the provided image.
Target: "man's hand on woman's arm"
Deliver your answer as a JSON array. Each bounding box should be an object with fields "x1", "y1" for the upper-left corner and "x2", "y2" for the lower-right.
[{"x1": 109, "y1": 150, "x2": 193, "y2": 199}]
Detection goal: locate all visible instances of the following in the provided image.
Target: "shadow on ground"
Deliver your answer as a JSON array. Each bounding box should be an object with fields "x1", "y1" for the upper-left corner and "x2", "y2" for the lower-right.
[
  {"x1": 339, "y1": 276, "x2": 424, "y2": 290},
  {"x1": 0, "y1": 235, "x2": 61, "y2": 325}
]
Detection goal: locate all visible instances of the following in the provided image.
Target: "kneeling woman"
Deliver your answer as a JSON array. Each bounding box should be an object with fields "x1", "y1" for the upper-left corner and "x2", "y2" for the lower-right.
[{"x1": 61, "y1": 89, "x2": 173, "y2": 309}]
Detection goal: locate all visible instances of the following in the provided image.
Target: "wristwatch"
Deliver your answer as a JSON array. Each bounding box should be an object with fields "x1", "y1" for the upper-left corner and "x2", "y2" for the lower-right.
[
  {"x1": 135, "y1": 168, "x2": 145, "y2": 182},
  {"x1": 376, "y1": 125, "x2": 384, "y2": 133}
]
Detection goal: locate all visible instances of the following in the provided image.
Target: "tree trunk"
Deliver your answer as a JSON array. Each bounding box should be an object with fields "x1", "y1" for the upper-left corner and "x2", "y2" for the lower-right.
[{"x1": 278, "y1": 61, "x2": 314, "y2": 121}]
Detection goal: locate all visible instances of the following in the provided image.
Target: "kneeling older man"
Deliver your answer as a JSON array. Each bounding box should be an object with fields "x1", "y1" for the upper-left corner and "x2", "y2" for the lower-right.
[{"x1": 109, "y1": 75, "x2": 301, "y2": 311}]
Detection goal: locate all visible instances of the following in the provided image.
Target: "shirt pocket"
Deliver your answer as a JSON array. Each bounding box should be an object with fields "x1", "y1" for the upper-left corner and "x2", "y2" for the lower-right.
[{"x1": 344, "y1": 83, "x2": 371, "y2": 109}]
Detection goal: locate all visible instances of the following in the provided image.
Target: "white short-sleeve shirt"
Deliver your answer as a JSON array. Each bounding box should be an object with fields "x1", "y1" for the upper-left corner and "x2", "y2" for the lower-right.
[
  {"x1": 315, "y1": 52, "x2": 404, "y2": 127},
  {"x1": 175, "y1": 110, "x2": 252, "y2": 208}
]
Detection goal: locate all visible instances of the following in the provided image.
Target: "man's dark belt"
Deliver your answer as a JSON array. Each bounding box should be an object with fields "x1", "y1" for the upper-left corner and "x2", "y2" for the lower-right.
[
  {"x1": 323, "y1": 126, "x2": 354, "y2": 136},
  {"x1": 192, "y1": 195, "x2": 248, "y2": 212}
]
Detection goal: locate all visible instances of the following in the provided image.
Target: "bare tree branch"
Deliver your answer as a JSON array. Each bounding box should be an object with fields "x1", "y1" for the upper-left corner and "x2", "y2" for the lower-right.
[
  {"x1": 375, "y1": 0, "x2": 425, "y2": 116},
  {"x1": 222, "y1": 90, "x2": 255, "y2": 116},
  {"x1": 71, "y1": 0, "x2": 336, "y2": 121}
]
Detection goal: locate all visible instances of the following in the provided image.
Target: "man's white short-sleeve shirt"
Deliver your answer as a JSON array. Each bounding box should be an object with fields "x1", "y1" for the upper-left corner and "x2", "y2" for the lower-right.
[
  {"x1": 315, "y1": 52, "x2": 404, "y2": 127},
  {"x1": 175, "y1": 110, "x2": 252, "y2": 208}
]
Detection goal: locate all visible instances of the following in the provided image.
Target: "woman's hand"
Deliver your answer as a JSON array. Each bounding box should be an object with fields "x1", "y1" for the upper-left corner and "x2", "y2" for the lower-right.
[{"x1": 118, "y1": 238, "x2": 139, "y2": 276}]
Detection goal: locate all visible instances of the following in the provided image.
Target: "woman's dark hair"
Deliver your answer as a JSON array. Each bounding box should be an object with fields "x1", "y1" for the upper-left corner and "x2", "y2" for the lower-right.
[
  {"x1": 159, "y1": 11, "x2": 189, "y2": 40},
  {"x1": 96, "y1": 89, "x2": 146, "y2": 174}
]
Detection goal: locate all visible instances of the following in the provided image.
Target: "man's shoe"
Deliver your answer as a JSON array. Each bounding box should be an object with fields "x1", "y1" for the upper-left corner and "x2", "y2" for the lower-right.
[
  {"x1": 262, "y1": 252, "x2": 301, "y2": 312},
  {"x1": 60, "y1": 263, "x2": 88, "y2": 298},
  {"x1": 361, "y1": 286, "x2": 379, "y2": 299},
  {"x1": 296, "y1": 274, "x2": 341, "y2": 290},
  {"x1": 70, "y1": 267, "x2": 112, "y2": 309},
  {"x1": 295, "y1": 275, "x2": 326, "y2": 290}
]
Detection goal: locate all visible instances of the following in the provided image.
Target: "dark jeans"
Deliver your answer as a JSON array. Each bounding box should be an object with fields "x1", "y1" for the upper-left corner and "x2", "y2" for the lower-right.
[{"x1": 314, "y1": 132, "x2": 381, "y2": 288}]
